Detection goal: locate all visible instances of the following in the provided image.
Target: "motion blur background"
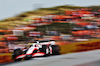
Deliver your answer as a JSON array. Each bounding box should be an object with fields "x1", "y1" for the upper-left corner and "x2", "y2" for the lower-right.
[{"x1": 0, "y1": 0, "x2": 100, "y2": 20}]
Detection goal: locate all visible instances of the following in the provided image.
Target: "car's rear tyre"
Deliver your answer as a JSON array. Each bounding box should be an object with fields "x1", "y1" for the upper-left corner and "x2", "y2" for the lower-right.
[{"x1": 51, "y1": 45, "x2": 60, "y2": 55}]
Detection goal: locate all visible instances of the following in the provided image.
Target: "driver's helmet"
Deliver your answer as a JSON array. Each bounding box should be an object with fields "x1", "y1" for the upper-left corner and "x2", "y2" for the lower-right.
[{"x1": 30, "y1": 45, "x2": 32, "y2": 47}]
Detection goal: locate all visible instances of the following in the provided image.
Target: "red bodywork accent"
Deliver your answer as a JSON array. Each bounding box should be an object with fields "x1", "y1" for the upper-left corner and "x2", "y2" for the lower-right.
[
  {"x1": 32, "y1": 52, "x2": 45, "y2": 57},
  {"x1": 15, "y1": 48, "x2": 45, "y2": 59},
  {"x1": 15, "y1": 54, "x2": 26, "y2": 59}
]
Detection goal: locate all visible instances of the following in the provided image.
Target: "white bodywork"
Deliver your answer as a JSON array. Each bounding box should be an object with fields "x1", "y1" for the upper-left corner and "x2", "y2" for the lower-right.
[
  {"x1": 26, "y1": 47, "x2": 39, "y2": 54},
  {"x1": 26, "y1": 40, "x2": 55, "y2": 55},
  {"x1": 32, "y1": 40, "x2": 55, "y2": 46}
]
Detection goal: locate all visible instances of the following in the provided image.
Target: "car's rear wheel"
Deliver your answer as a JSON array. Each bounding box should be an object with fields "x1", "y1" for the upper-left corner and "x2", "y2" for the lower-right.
[{"x1": 51, "y1": 45, "x2": 60, "y2": 55}]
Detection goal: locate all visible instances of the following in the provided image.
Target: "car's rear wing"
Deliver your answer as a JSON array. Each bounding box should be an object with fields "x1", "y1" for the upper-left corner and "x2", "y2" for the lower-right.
[{"x1": 33, "y1": 40, "x2": 55, "y2": 45}]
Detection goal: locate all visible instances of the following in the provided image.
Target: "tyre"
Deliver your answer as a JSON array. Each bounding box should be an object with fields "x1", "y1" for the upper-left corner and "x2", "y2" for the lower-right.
[
  {"x1": 12, "y1": 49, "x2": 22, "y2": 61},
  {"x1": 40, "y1": 45, "x2": 49, "y2": 56},
  {"x1": 51, "y1": 45, "x2": 60, "y2": 55}
]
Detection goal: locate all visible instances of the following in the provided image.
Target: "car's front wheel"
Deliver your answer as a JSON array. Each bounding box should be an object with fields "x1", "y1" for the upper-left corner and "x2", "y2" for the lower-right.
[{"x1": 12, "y1": 49, "x2": 23, "y2": 61}]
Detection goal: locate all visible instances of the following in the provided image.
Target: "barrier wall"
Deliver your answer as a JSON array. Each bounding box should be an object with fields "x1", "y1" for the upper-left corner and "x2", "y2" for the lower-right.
[
  {"x1": 60, "y1": 39, "x2": 100, "y2": 54},
  {"x1": 0, "y1": 53, "x2": 13, "y2": 64}
]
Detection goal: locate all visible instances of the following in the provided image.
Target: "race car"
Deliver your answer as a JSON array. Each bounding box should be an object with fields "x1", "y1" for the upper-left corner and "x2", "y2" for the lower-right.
[{"x1": 12, "y1": 40, "x2": 60, "y2": 61}]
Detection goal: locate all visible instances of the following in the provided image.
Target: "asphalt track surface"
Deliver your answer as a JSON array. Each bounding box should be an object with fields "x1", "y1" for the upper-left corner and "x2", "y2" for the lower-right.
[{"x1": 1, "y1": 49, "x2": 100, "y2": 66}]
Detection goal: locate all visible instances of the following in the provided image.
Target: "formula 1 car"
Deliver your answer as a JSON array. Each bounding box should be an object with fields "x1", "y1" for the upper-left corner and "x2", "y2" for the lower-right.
[{"x1": 12, "y1": 40, "x2": 60, "y2": 61}]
